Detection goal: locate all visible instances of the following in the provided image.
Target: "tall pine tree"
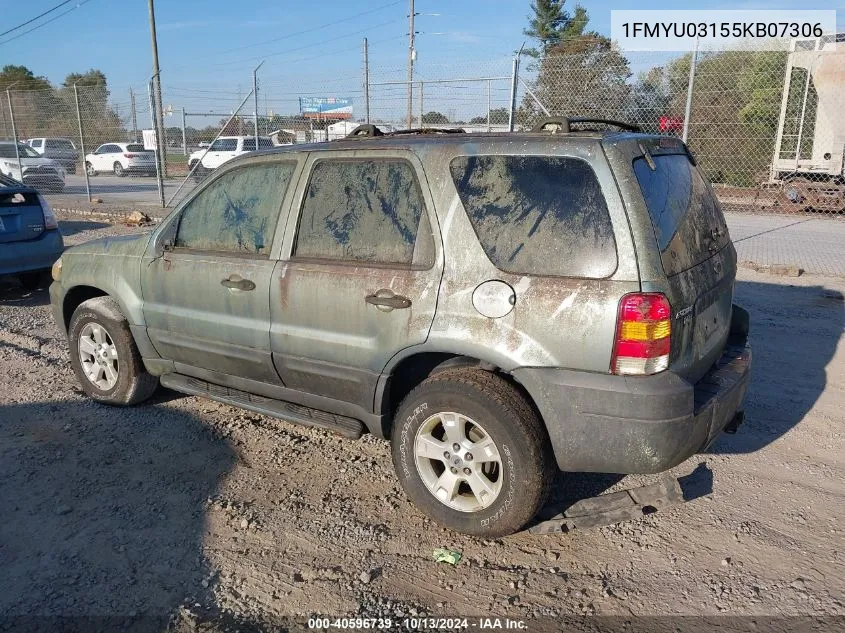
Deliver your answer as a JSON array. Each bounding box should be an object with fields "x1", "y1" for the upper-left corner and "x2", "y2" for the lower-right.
[{"x1": 522, "y1": 0, "x2": 588, "y2": 57}]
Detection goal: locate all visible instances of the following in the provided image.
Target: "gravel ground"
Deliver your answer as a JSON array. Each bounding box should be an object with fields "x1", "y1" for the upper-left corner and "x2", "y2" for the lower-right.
[{"x1": 1, "y1": 211, "x2": 843, "y2": 631}]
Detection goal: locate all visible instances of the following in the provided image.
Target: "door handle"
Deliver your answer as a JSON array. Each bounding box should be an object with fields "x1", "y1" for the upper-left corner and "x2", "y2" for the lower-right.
[
  {"x1": 221, "y1": 275, "x2": 255, "y2": 291},
  {"x1": 365, "y1": 290, "x2": 412, "y2": 310}
]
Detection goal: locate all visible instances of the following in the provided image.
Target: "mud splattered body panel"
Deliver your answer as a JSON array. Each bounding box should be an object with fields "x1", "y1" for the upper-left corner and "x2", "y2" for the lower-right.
[{"x1": 269, "y1": 150, "x2": 443, "y2": 410}]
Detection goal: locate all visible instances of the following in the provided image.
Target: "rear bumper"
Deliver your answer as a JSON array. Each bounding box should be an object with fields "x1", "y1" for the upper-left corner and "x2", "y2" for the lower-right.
[
  {"x1": 513, "y1": 309, "x2": 751, "y2": 474},
  {"x1": 125, "y1": 164, "x2": 156, "y2": 174},
  {"x1": 0, "y1": 229, "x2": 64, "y2": 276}
]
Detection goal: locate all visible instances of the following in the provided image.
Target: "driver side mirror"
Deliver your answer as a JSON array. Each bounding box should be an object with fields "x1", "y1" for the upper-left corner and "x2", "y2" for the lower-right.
[{"x1": 155, "y1": 217, "x2": 179, "y2": 256}]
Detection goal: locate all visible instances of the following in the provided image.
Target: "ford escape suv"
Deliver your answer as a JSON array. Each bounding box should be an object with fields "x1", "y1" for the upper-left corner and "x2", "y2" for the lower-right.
[{"x1": 49, "y1": 118, "x2": 751, "y2": 537}]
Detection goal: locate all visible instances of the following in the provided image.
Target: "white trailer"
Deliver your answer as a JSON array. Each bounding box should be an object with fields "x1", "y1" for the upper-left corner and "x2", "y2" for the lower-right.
[{"x1": 770, "y1": 34, "x2": 845, "y2": 210}]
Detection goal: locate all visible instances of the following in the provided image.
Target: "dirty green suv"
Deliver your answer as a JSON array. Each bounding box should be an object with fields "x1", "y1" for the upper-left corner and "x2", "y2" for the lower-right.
[{"x1": 50, "y1": 119, "x2": 751, "y2": 537}]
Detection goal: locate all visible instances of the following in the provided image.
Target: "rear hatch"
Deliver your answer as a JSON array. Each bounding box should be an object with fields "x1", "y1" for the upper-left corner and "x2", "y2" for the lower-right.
[
  {"x1": 0, "y1": 181, "x2": 44, "y2": 243},
  {"x1": 624, "y1": 138, "x2": 735, "y2": 383},
  {"x1": 125, "y1": 144, "x2": 155, "y2": 163}
]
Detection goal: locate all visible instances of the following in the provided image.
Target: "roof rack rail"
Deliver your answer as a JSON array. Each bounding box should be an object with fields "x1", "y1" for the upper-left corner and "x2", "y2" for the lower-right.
[
  {"x1": 531, "y1": 116, "x2": 641, "y2": 133},
  {"x1": 344, "y1": 124, "x2": 466, "y2": 139},
  {"x1": 346, "y1": 124, "x2": 384, "y2": 138}
]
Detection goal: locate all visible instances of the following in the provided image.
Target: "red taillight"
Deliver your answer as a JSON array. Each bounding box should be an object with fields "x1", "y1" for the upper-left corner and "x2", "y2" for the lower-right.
[
  {"x1": 37, "y1": 194, "x2": 58, "y2": 230},
  {"x1": 123, "y1": 153, "x2": 136, "y2": 158},
  {"x1": 611, "y1": 293, "x2": 672, "y2": 375}
]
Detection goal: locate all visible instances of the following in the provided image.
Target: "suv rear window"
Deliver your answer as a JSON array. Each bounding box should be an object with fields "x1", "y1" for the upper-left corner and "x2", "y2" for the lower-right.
[
  {"x1": 125, "y1": 144, "x2": 146, "y2": 152},
  {"x1": 450, "y1": 155, "x2": 617, "y2": 278},
  {"x1": 633, "y1": 153, "x2": 729, "y2": 275}
]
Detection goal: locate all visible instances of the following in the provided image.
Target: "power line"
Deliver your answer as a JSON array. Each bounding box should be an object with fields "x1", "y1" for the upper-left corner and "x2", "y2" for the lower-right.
[
  {"x1": 217, "y1": 0, "x2": 404, "y2": 56},
  {"x1": 210, "y1": 19, "x2": 405, "y2": 68},
  {"x1": 0, "y1": 0, "x2": 93, "y2": 47},
  {"x1": 0, "y1": 0, "x2": 75, "y2": 38}
]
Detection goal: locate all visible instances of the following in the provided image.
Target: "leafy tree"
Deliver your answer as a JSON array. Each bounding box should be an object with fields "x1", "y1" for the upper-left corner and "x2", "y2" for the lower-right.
[
  {"x1": 624, "y1": 67, "x2": 672, "y2": 134},
  {"x1": 662, "y1": 50, "x2": 787, "y2": 185},
  {"x1": 0, "y1": 65, "x2": 58, "y2": 139},
  {"x1": 0, "y1": 65, "x2": 52, "y2": 91},
  {"x1": 522, "y1": 0, "x2": 588, "y2": 58},
  {"x1": 521, "y1": 28, "x2": 631, "y2": 128},
  {"x1": 421, "y1": 111, "x2": 449, "y2": 124},
  {"x1": 469, "y1": 107, "x2": 510, "y2": 125}
]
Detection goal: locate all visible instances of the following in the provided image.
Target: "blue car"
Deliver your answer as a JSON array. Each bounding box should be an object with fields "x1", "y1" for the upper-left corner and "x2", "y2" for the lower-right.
[{"x1": 0, "y1": 173, "x2": 64, "y2": 289}]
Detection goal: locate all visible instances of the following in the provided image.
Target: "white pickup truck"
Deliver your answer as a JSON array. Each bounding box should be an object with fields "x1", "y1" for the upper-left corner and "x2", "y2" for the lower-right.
[{"x1": 188, "y1": 136, "x2": 274, "y2": 180}]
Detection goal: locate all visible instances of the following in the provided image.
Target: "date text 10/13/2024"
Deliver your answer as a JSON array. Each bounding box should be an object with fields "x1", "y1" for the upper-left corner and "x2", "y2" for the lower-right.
[{"x1": 307, "y1": 617, "x2": 528, "y2": 630}]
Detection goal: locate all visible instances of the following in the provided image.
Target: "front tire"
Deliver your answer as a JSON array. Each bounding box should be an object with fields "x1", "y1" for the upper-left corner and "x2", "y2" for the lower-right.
[
  {"x1": 391, "y1": 368, "x2": 554, "y2": 537},
  {"x1": 85, "y1": 161, "x2": 97, "y2": 177},
  {"x1": 68, "y1": 296, "x2": 158, "y2": 405}
]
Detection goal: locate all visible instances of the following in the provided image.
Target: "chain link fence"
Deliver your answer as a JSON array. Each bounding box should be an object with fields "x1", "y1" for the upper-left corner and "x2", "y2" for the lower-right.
[{"x1": 2, "y1": 35, "x2": 844, "y2": 218}]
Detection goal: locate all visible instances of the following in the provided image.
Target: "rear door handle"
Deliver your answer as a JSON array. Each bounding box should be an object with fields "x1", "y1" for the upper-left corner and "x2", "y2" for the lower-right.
[
  {"x1": 365, "y1": 290, "x2": 412, "y2": 310},
  {"x1": 221, "y1": 274, "x2": 255, "y2": 291}
]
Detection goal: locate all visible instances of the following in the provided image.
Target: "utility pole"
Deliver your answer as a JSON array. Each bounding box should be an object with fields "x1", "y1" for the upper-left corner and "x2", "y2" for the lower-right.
[
  {"x1": 253, "y1": 61, "x2": 264, "y2": 150},
  {"x1": 129, "y1": 87, "x2": 138, "y2": 142},
  {"x1": 406, "y1": 0, "x2": 415, "y2": 129},
  {"x1": 147, "y1": 0, "x2": 167, "y2": 177},
  {"x1": 362, "y1": 38, "x2": 370, "y2": 123}
]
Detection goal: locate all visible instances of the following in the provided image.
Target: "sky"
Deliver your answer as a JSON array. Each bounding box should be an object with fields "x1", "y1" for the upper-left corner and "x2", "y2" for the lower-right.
[{"x1": 1, "y1": 0, "x2": 843, "y2": 122}]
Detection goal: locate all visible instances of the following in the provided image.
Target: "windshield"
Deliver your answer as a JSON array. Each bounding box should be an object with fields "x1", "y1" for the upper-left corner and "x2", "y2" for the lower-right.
[{"x1": 0, "y1": 144, "x2": 40, "y2": 159}]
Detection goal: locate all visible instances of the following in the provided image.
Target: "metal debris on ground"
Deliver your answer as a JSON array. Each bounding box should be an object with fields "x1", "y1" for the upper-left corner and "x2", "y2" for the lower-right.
[
  {"x1": 529, "y1": 476, "x2": 686, "y2": 535},
  {"x1": 432, "y1": 548, "x2": 462, "y2": 565}
]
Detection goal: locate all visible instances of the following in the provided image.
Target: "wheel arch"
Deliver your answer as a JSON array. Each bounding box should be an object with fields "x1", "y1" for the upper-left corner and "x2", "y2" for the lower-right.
[
  {"x1": 62, "y1": 285, "x2": 109, "y2": 332},
  {"x1": 375, "y1": 350, "x2": 544, "y2": 439}
]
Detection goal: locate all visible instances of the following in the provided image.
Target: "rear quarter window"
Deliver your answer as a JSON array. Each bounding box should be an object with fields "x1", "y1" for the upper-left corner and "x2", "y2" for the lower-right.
[
  {"x1": 449, "y1": 155, "x2": 617, "y2": 278},
  {"x1": 633, "y1": 153, "x2": 729, "y2": 275}
]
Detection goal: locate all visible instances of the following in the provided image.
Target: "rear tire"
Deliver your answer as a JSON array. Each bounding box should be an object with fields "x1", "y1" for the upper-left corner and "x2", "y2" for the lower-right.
[
  {"x1": 68, "y1": 296, "x2": 158, "y2": 406},
  {"x1": 391, "y1": 368, "x2": 554, "y2": 537},
  {"x1": 113, "y1": 162, "x2": 125, "y2": 177}
]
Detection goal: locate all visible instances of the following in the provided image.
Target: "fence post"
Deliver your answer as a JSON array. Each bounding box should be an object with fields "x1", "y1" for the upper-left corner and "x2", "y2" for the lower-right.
[
  {"x1": 6, "y1": 88, "x2": 23, "y2": 180},
  {"x1": 181, "y1": 107, "x2": 187, "y2": 155},
  {"x1": 487, "y1": 80, "x2": 492, "y2": 131},
  {"x1": 682, "y1": 37, "x2": 699, "y2": 143},
  {"x1": 363, "y1": 37, "x2": 370, "y2": 123},
  {"x1": 418, "y1": 81, "x2": 423, "y2": 126},
  {"x1": 129, "y1": 87, "x2": 139, "y2": 142},
  {"x1": 508, "y1": 55, "x2": 520, "y2": 132},
  {"x1": 73, "y1": 84, "x2": 92, "y2": 202},
  {"x1": 148, "y1": 79, "x2": 165, "y2": 208}
]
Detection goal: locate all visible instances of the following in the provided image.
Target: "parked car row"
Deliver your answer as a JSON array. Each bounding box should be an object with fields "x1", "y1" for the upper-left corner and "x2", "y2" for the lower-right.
[{"x1": 0, "y1": 142, "x2": 66, "y2": 192}]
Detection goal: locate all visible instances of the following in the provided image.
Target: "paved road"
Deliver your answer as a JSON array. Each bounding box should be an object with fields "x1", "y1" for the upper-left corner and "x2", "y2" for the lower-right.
[{"x1": 62, "y1": 173, "x2": 196, "y2": 207}]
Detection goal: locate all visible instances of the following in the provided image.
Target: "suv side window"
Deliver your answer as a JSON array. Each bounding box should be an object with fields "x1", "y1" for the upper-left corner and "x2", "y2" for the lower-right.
[
  {"x1": 32, "y1": 139, "x2": 43, "y2": 148},
  {"x1": 293, "y1": 158, "x2": 432, "y2": 266},
  {"x1": 242, "y1": 139, "x2": 255, "y2": 151},
  {"x1": 450, "y1": 155, "x2": 617, "y2": 278},
  {"x1": 175, "y1": 162, "x2": 296, "y2": 255}
]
